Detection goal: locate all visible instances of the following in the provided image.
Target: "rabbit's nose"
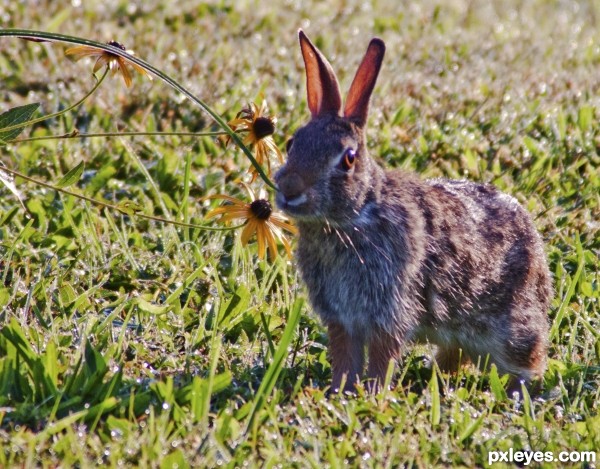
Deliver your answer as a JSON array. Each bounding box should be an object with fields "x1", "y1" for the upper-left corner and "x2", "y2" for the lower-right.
[
  {"x1": 277, "y1": 171, "x2": 306, "y2": 200},
  {"x1": 275, "y1": 171, "x2": 308, "y2": 211}
]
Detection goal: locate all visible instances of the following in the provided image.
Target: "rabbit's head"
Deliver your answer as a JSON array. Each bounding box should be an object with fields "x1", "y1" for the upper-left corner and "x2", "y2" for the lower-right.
[{"x1": 275, "y1": 31, "x2": 386, "y2": 225}]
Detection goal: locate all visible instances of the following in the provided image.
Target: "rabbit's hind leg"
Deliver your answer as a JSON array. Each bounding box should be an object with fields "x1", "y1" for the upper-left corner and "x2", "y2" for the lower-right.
[
  {"x1": 470, "y1": 330, "x2": 547, "y2": 396},
  {"x1": 498, "y1": 334, "x2": 548, "y2": 396},
  {"x1": 434, "y1": 346, "x2": 471, "y2": 373}
]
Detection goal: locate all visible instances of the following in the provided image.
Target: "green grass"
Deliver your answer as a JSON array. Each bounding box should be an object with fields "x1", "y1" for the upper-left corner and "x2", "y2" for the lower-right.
[{"x1": 1, "y1": 1, "x2": 599, "y2": 467}]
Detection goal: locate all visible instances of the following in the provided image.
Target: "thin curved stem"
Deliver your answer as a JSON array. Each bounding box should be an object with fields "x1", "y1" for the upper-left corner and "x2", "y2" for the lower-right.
[
  {"x1": 0, "y1": 166, "x2": 243, "y2": 232},
  {"x1": 0, "y1": 29, "x2": 277, "y2": 190},
  {"x1": 16, "y1": 130, "x2": 228, "y2": 143},
  {"x1": 1, "y1": 68, "x2": 108, "y2": 134}
]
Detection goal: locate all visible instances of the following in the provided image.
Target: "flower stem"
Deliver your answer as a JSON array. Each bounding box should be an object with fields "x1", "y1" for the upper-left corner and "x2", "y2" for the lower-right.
[
  {"x1": 15, "y1": 130, "x2": 228, "y2": 143},
  {"x1": 0, "y1": 29, "x2": 277, "y2": 190},
  {"x1": 0, "y1": 165, "x2": 243, "y2": 232},
  {"x1": 1, "y1": 68, "x2": 108, "y2": 134}
]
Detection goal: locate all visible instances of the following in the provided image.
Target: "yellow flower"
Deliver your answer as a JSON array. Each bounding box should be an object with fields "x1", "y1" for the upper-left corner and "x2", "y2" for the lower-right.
[
  {"x1": 205, "y1": 188, "x2": 296, "y2": 260},
  {"x1": 224, "y1": 101, "x2": 283, "y2": 181},
  {"x1": 65, "y1": 41, "x2": 152, "y2": 87}
]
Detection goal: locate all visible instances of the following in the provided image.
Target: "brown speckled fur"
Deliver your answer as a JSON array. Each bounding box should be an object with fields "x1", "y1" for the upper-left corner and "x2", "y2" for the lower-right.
[{"x1": 275, "y1": 31, "x2": 552, "y2": 392}]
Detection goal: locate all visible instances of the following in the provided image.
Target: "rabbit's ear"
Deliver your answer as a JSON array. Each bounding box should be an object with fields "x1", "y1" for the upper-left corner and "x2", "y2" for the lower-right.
[
  {"x1": 344, "y1": 38, "x2": 385, "y2": 127},
  {"x1": 299, "y1": 30, "x2": 342, "y2": 118}
]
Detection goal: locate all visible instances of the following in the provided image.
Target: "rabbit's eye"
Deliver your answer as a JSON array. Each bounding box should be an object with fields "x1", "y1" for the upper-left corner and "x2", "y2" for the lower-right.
[
  {"x1": 342, "y1": 148, "x2": 356, "y2": 170},
  {"x1": 286, "y1": 138, "x2": 294, "y2": 153}
]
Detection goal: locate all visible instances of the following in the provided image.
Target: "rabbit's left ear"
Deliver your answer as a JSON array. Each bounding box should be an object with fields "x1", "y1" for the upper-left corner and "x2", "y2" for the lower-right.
[
  {"x1": 344, "y1": 38, "x2": 386, "y2": 127},
  {"x1": 299, "y1": 30, "x2": 342, "y2": 118}
]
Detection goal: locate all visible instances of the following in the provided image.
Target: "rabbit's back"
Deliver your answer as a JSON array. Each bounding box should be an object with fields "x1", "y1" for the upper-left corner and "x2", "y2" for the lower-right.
[
  {"x1": 416, "y1": 178, "x2": 551, "y2": 371},
  {"x1": 420, "y1": 177, "x2": 552, "y2": 319}
]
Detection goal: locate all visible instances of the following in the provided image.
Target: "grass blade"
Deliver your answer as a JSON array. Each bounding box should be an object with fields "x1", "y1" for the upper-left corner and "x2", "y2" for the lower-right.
[
  {"x1": 429, "y1": 369, "x2": 441, "y2": 427},
  {"x1": 56, "y1": 161, "x2": 84, "y2": 188},
  {"x1": 550, "y1": 233, "x2": 585, "y2": 340},
  {"x1": 245, "y1": 298, "x2": 303, "y2": 433}
]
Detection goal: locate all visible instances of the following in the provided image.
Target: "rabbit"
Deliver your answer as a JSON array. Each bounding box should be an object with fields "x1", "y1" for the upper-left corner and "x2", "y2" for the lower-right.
[{"x1": 274, "y1": 30, "x2": 553, "y2": 393}]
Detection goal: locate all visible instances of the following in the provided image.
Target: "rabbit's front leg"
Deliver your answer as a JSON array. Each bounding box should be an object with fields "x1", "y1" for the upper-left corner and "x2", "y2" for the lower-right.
[
  {"x1": 367, "y1": 329, "x2": 402, "y2": 391},
  {"x1": 327, "y1": 322, "x2": 365, "y2": 392}
]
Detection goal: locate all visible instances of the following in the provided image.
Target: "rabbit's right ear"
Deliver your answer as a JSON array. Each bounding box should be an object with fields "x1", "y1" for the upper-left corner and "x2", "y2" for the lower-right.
[
  {"x1": 299, "y1": 30, "x2": 342, "y2": 118},
  {"x1": 344, "y1": 38, "x2": 385, "y2": 127}
]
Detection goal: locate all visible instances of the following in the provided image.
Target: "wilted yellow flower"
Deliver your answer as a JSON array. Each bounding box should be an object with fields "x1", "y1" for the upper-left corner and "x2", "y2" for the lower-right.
[
  {"x1": 205, "y1": 188, "x2": 296, "y2": 260},
  {"x1": 65, "y1": 41, "x2": 152, "y2": 87},
  {"x1": 224, "y1": 101, "x2": 283, "y2": 181}
]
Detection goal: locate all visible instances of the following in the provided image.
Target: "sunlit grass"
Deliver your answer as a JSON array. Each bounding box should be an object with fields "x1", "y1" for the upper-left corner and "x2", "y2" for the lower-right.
[{"x1": 1, "y1": 0, "x2": 599, "y2": 467}]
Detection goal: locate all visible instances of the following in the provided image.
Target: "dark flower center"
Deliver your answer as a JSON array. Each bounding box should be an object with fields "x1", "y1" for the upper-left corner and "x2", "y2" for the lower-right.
[
  {"x1": 107, "y1": 40, "x2": 127, "y2": 50},
  {"x1": 250, "y1": 199, "x2": 272, "y2": 220},
  {"x1": 253, "y1": 117, "x2": 276, "y2": 140}
]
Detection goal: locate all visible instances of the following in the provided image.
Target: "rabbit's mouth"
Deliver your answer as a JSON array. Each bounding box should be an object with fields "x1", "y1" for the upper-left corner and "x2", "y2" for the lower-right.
[
  {"x1": 276, "y1": 191, "x2": 306, "y2": 214},
  {"x1": 275, "y1": 191, "x2": 319, "y2": 220}
]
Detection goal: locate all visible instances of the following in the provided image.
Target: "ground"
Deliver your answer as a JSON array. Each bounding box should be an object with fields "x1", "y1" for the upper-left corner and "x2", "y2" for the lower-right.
[{"x1": 0, "y1": 1, "x2": 598, "y2": 467}]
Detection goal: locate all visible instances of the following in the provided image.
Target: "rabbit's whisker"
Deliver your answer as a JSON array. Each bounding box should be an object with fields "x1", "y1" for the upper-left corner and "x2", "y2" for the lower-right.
[{"x1": 337, "y1": 227, "x2": 365, "y2": 264}]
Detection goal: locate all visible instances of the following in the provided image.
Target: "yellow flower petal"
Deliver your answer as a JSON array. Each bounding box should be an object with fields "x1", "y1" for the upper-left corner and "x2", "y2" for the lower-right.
[
  {"x1": 117, "y1": 58, "x2": 133, "y2": 87},
  {"x1": 130, "y1": 61, "x2": 153, "y2": 80},
  {"x1": 243, "y1": 132, "x2": 258, "y2": 147},
  {"x1": 204, "y1": 188, "x2": 294, "y2": 262},
  {"x1": 265, "y1": 137, "x2": 284, "y2": 163},
  {"x1": 205, "y1": 206, "x2": 248, "y2": 220},
  {"x1": 264, "y1": 224, "x2": 278, "y2": 260},
  {"x1": 92, "y1": 55, "x2": 111, "y2": 73},
  {"x1": 241, "y1": 219, "x2": 257, "y2": 246},
  {"x1": 219, "y1": 211, "x2": 251, "y2": 222},
  {"x1": 66, "y1": 43, "x2": 150, "y2": 87},
  {"x1": 281, "y1": 235, "x2": 293, "y2": 258},
  {"x1": 65, "y1": 45, "x2": 103, "y2": 59},
  {"x1": 204, "y1": 194, "x2": 248, "y2": 206},
  {"x1": 269, "y1": 215, "x2": 297, "y2": 234},
  {"x1": 256, "y1": 223, "x2": 266, "y2": 259},
  {"x1": 228, "y1": 117, "x2": 251, "y2": 128}
]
